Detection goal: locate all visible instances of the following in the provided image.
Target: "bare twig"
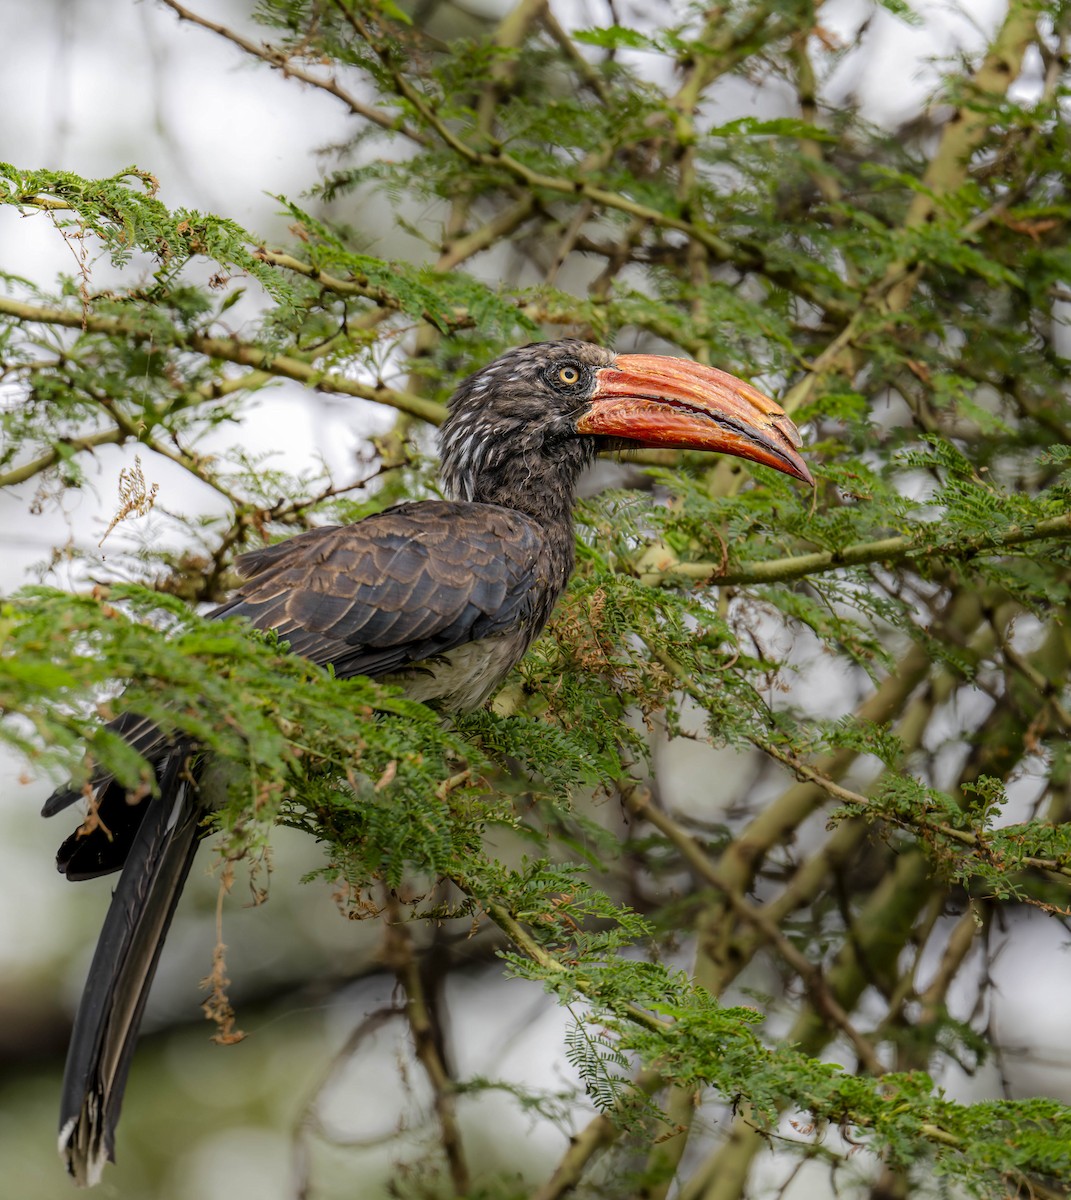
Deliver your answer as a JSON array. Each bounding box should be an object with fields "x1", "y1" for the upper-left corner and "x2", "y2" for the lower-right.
[
  {"x1": 382, "y1": 898, "x2": 470, "y2": 1196},
  {"x1": 158, "y1": 0, "x2": 429, "y2": 145}
]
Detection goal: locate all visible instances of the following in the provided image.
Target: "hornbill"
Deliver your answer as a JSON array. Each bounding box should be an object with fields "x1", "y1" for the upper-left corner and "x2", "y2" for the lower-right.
[{"x1": 43, "y1": 340, "x2": 812, "y2": 1185}]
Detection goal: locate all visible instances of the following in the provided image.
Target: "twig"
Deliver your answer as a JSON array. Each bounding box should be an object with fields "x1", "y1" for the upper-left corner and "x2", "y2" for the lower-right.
[
  {"x1": 530, "y1": 1067, "x2": 664, "y2": 1200},
  {"x1": 752, "y1": 736, "x2": 1071, "y2": 882},
  {"x1": 291, "y1": 1006, "x2": 399, "y2": 1199},
  {"x1": 382, "y1": 897, "x2": 470, "y2": 1196},
  {"x1": 638, "y1": 511, "x2": 1071, "y2": 588},
  {"x1": 0, "y1": 428, "x2": 124, "y2": 489},
  {"x1": 158, "y1": 0, "x2": 429, "y2": 145},
  {"x1": 0, "y1": 295, "x2": 447, "y2": 424},
  {"x1": 622, "y1": 783, "x2": 886, "y2": 1075}
]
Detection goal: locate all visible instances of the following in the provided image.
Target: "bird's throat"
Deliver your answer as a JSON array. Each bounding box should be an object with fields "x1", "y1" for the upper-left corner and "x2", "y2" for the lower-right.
[{"x1": 441, "y1": 424, "x2": 595, "y2": 532}]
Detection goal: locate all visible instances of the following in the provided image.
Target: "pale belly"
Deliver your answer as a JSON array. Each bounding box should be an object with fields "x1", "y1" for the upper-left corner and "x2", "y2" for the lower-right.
[{"x1": 390, "y1": 634, "x2": 529, "y2": 711}]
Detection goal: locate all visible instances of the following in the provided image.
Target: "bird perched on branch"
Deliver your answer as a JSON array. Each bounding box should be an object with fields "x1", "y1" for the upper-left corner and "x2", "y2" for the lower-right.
[{"x1": 44, "y1": 340, "x2": 812, "y2": 1185}]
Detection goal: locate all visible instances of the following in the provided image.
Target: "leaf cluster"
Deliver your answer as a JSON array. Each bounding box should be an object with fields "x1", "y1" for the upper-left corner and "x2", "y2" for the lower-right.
[{"x1": 5, "y1": 1, "x2": 1071, "y2": 1197}]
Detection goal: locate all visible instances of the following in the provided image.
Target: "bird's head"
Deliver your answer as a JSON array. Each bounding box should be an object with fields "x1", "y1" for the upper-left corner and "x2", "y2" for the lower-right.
[{"x1": 439, "y1": 340, "x2": 812, "y2": 510}]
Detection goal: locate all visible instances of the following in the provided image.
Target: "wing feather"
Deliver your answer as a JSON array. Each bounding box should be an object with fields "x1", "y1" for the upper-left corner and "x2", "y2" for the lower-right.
[
  {"x1": 46, "y1": 500, "x2": 548, "y2": 855},
  {"x1": 208, "y1": 500, "x2": 547, "y2": 680}
]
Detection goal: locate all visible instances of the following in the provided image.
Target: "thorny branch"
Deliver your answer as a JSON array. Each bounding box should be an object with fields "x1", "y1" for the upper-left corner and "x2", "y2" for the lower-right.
[{"x1": 4, "y1": 0, "x2": 1070, "y2": 1195}]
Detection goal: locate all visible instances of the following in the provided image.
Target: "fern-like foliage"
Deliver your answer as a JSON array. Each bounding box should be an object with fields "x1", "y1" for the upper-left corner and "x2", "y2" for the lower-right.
[{"x1": 4, "y1": 1, "x2": 1071, "y2": 1197}]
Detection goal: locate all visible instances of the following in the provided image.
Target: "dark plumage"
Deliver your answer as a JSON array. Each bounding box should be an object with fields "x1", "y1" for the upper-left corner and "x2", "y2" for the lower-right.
[
  {"x1": 45, "y1": 340, "x2": 811, "y2": 1185},
  {"x1": 211, "y1": 502, "x2": 554, "y2": 706}
]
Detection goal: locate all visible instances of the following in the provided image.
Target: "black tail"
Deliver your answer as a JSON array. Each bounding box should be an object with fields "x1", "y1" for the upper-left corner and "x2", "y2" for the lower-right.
[{"x1": 54, "y1": 747, "x2": 205, "y2": 1186}]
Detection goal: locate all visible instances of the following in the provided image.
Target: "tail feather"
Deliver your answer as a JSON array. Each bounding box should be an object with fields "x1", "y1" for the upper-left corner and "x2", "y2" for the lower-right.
[
  {"x1": 42, "y1": 714, "x2": 167, "y2": 820},
  {"x1": 57, "y1": 746, "x2": 205, "y2": 1186}
]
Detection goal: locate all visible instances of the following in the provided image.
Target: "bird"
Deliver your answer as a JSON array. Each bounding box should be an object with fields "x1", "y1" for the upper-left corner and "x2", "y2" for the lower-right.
[{"x1": 43, "y1": 339, "x2": 812, "y2": 1185}]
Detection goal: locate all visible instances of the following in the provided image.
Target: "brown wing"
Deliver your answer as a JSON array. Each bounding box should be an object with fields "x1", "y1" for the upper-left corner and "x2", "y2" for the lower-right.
[
  {"x1": 43, "y1": 499, "x2": 547, "y2": 829},
  {"x1": 208, "y1": 500, "x2": 548, "y2": 680}
]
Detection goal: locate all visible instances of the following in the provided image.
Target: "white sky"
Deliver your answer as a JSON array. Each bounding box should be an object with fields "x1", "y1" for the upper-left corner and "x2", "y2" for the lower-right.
[{"x1": 1, "y1": 3, "x2": 1068, "y2": 1197}]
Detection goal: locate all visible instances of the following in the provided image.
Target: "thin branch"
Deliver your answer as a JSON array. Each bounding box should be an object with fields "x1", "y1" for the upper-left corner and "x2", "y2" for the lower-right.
[
  {"x1": 530, "y1": 1068, "x2": 664, "y2": 1200},
  {"x1": 539, "y1": 7, "x2": 611, "y2": 104},
  {"x1": 472, "y1": 894, "x2": 672, "y2": 1037},
  {"x1": 0, "y1": 428, "x2": 124, "y2": 488},
  {"x1": 1001, "y1": 640, "x2": 1071, "y2": 733},
  {"x1": 382, "y1": 899, "x2": 470, "y2": 1196},
  {"x1": 917, "y1": 907, "x2": 985, "y2": 1025},
  {"x1": 252, "y1": 248, "x2": 420, "y2": 302},
  {"x1": 623, "y1": 783, "x2": 886, "y2": 1075},
  {"x1": 752, "y1": 736, "x2": 1071, "y2": 882},
  {"x1": 638, "y1": 511, "x2": 1071, "y2": 588},
  {"x1": 158, "y1": 0, "x2": 429, "y2": 145},
  {"x1": 0, "y1": 295, "x2": 447, "y2": 424},
  {"x1": 84, "y1": 385, "x2": 248, "y2": 510},
  {"x1": 436, "y1": 195, "x2": 537, "y2": 272}
]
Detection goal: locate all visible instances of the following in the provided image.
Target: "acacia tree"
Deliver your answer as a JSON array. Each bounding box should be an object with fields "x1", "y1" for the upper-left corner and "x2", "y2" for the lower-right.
[{"x1": 3, "y1": 1, "x2": 1071, "y2": 1197}]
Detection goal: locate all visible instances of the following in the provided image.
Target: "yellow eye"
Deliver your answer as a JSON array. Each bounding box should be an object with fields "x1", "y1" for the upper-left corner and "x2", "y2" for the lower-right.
[{"x1": 558, "y1": 365, "x2": 580, "y2": 386}]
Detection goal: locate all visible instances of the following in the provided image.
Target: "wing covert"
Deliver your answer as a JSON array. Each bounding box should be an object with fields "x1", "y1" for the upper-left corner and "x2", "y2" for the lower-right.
[{"x1": 209, "y1": 501, "x2": 547, "y2": 680}]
